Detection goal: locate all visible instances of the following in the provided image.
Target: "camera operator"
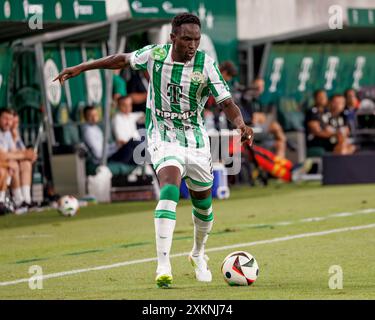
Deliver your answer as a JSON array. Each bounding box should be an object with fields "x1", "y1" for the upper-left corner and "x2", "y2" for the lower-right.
[{"x1": 240, "y1": 78, "x2": 287, "y2": 158}]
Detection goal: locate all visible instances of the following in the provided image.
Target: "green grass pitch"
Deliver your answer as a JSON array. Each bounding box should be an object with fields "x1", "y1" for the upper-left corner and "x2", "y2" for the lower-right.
[{"x1": 1, "y1": 182, "x2": 375, "y2": 299}]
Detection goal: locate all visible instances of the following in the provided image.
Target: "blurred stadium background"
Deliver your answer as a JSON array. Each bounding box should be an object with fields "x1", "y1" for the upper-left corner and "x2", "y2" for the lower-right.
[
  {"x1": 1, "y1": 0, "x2": 375, "y2": 204},
  {"x1": 0, "y1": 0, "x2": 375, "y2": 299}
]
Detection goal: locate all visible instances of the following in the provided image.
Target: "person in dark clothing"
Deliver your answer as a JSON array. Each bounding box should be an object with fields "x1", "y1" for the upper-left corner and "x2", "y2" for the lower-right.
[
  {"x1": 344, "y1": 88, "x2": 360, "y2": 135},
  {"x1": 241, "y1": 78, "x2": 287, "y2": 158},
  {"x1": 127, "y1": 70, "x2": 149, "y2": 113},
  {"x1": 305, "y1": 91, "x2": 355, "y2": 155}
]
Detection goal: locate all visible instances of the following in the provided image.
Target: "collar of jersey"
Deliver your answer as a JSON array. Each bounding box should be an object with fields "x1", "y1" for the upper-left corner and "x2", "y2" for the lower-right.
[{"x1": 168, "y1": 46, "x2": 196, "y2": 66}]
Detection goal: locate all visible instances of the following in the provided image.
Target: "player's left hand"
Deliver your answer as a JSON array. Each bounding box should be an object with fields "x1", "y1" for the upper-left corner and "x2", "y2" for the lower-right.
[{"x1": 239, "y1": 125, "x2": 254, "y2": 146}]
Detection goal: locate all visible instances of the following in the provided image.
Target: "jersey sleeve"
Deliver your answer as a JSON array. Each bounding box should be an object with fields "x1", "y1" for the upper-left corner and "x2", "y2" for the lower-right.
[
  {"x1": 305, "y1": 108, "x2": 320, "y2": 123},
  {"x1": 129, "y1": 45, "x2": 156, "y2": 71},
  {"x1": 206, "y1": 60, "x2": 232, "y2": 104}
]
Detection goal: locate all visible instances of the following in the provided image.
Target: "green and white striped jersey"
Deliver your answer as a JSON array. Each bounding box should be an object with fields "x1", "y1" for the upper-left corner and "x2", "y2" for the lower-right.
[{"x1": 129, "y1": 44, "x2": 231, "y2": 149}]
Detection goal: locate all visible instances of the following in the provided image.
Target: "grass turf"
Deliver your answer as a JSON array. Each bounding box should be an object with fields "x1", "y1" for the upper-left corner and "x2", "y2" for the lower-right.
[{"x1": 0, "y1": 182, "x2": 375, "y2": 299}]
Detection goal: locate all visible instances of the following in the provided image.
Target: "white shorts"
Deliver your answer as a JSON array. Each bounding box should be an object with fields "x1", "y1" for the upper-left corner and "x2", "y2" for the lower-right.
[{"x1": 148, "y1": 141, "x2": 213, "y2": 192}]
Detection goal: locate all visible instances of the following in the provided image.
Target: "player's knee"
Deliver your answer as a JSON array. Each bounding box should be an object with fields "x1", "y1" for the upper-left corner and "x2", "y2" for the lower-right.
[
  {"x1": 159, "y1": 184, "x2": 180, "y2": 203},
  {"x1": 191, "y1": 194, "x2": 212, "y2": 211},
  {"x1": 191, "y1": 194, "x2": 213, "y2": 222},
  {"x1": 9, "y1": 161, "x2": 20, "y2": 174},
  {"x1": 20, "y1": 160, "x2": 32, "y2": 172}
]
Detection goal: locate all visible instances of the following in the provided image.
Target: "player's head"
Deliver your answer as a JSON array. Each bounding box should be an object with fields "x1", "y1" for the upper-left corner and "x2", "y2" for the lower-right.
[
  {"x1": 344, "y1": 88, "x2": 359, "y2": 108},
  {"x1": 313, "y1": 89, "x2": 328, "y2": 107},
  {"x1": 0, "y1": 108, "x2": 14, "y2": 132},
  {"x1": 83, "y1": 106, "x2": 99, "y2": 124},
  {"x1": 170, "y1": 12, "x2": 201, "y2": 62},
  {"x1": 252, "y1": 77, "x2": 265, "y2": 96},
  {"x1": 219, "y1": 61, "x2": 237, "y2": 82},
  {"x1": 329, "y1": 94, "x2": 345, "y2": 115},
  {"x1": 9, "y1": 109, "x2": 19, "y2": 130},
  {"x1": 118, "y1": 95, "x2": 133, "y2": 114}
]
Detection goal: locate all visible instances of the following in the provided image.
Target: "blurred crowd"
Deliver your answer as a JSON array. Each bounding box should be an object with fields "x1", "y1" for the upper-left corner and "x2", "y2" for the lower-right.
[{"x1": 205, "y1": 61, "x2": 363, "y2": 159}]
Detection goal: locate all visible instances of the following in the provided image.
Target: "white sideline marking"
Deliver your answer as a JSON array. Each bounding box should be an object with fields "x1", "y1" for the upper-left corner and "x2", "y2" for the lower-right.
[
  {"x1": 236, "y1": 208, "x2": 375, "y2": 229},
  {"x1": 1, "y1": 223, "x2": 375, "y2": 287}
]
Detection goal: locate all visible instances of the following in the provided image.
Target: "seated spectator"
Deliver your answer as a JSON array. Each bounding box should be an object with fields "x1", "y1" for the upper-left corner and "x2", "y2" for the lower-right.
[
  {"x1": 305, "y1": 91, "x2": 355, "y2": 155},
  {"x1": 111, "y1": 95, "x2": 145, "y2": 161},
  {"x1": 82, "y1": 105, "x2": 139, "y2": 166},
  {"x1": 127, "y1": 70, "x2": 149, "y2": 113},
  {"x1": 0, "y1": 108, "x2": 37, "y2": 213},
  {"x1": 241, "y1": 78, "x2": 287, "y2": 158},
  {"x1": 344, "y1": 88, "x2": 360, "y2": 135},
  {"x1": 0, "y1": 154, "x2": 12, "y2": 215}
]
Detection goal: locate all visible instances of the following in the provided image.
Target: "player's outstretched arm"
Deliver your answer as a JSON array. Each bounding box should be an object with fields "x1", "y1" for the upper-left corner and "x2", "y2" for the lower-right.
[
  {"x1": 219, "y1": 98, "x2": 254, "y2": 145},
  {"x1": 53, "y1": 53, "x2": 132, "y2": 84}
]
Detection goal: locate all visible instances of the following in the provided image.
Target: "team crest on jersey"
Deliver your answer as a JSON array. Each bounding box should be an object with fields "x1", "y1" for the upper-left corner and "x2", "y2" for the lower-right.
[
  {"x1": 151, "y1": 47, "x2": 167, "y2": 61},
  {"x1": 190, "y1": 71, "x2": 205, "y2": 85},
  {"x1": 135, "y1": 45, "x2": 155, "y2": 57}
]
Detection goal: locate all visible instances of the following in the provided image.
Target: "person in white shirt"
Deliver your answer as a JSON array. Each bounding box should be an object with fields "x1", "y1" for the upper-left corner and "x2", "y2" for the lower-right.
[
  {"x1": 0, "y1": 108, "x2": 37, "y2": 212},
  {"x1": 82, "y1": 104, "x2": 143, "y2": 166},
  {"x1": 112, "y1": 95, "x2": 145, "y2": 146}
]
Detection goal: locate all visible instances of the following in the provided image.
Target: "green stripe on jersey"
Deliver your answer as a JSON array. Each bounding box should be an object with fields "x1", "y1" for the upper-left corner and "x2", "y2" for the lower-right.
[
  {"x1": 188, "y1": 51, "x2": 205, "y2": 148},
  {"x1": 170, "y1": 63, "x2": 188, "y2": 147},
  {"x1": 152, "y1": 45, "x2": 170, "y2": 142}
]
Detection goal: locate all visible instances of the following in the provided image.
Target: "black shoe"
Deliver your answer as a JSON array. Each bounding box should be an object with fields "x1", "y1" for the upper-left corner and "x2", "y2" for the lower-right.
[{"x1": 0, "y1": 202, "x2": 13, "y2": 216}]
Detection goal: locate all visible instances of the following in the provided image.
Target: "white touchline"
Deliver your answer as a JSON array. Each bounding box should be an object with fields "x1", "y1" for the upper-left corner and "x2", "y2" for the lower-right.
[
  {"x1": 1, "y1": 223, "x2": 375, "y2": 287},
  {"x1": 235, "y1": 208, "x2": 375, "y2": 229}
]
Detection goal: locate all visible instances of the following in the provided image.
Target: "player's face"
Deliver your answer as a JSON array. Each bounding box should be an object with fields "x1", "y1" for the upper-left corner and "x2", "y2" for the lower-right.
[
  {"x1": 331, "y1": 97, "x2": 345, "y2": 114},
  {"x1": 119, "y1": 98, "x2": 133, "y2": 114},
  {"x1": 12, "y1": 115, "x2": 19, "y2": 130},
  {"x1": 87, "y1": 109, "x2": 99, "y2": 124},
  {"x1": 221, "y1": 71, "x2": 233, "y2": 83},
  {"x1": 0, "y1": 112, "x2": 13, "y2": 132},
  {"x1": 253, "y1": 79, "x2": 265, "y2": 95},
  {"x1": 171, "y1": 23, "x2": 201, "y2": 62},
  {"x1": 315, "y1": 91, "x2": 328, "y2": 107},
  {"x1": 346, "y1": 90, "x2": 358, "y2": 106}
]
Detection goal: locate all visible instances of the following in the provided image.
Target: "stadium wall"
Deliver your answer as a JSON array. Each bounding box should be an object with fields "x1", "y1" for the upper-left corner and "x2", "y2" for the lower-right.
[{"x1": 237, "y1": 0, "x2": 375, "y2": 41}]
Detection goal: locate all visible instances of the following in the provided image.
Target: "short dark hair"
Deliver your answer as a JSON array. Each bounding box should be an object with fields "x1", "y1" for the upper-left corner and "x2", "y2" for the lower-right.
[
  {"x1": 344, "y1": 88, "x2": 357, "y2": 97},
  {"x1": 118, "y1": 95, "x2": 131, "y2": 104},
  {"x1": 313, "y1": 89, "x2": 326, "y2": 99},
  {"x1": 0, "y1": 108, "x2": 14, "y2": 117},
  {"x1": 171, "y1": 12, "x2": 201, "y2": 34},
  {"x1": 219, "y1": 61, "x2": 238, "y2": 77},
  {"x1": 83, "y1": 105, "x2": 95, "y2": 120}
]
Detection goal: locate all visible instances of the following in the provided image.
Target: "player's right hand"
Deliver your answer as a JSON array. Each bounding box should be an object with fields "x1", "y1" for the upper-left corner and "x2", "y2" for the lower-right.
[
  {"x1": 239, "y1": 125, "x2": 254, "y2": 147},
  {"x1": 24, "y1": 149, "x2": 38, "y2": 163},
  {"x1": 53, "y1": 66, "x2": 82, "y2": 84}
]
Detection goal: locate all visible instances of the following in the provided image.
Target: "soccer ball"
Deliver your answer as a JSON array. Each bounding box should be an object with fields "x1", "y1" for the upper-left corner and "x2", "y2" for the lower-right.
[
  {"x1": 58, "y1": 195, "x2": 79, "y2": 217},
  {"x1": 221, "y1": 251, "x2": 259, "y2": 286}
]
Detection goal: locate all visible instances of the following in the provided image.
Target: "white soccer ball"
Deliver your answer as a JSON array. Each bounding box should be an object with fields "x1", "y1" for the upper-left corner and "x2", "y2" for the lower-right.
[
  {"x1": 221, "y1": 251, "x2": 259, "y2": 286},
  {"x1": 58, "y1": 195, "x2": 79, "y2": 217}
]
